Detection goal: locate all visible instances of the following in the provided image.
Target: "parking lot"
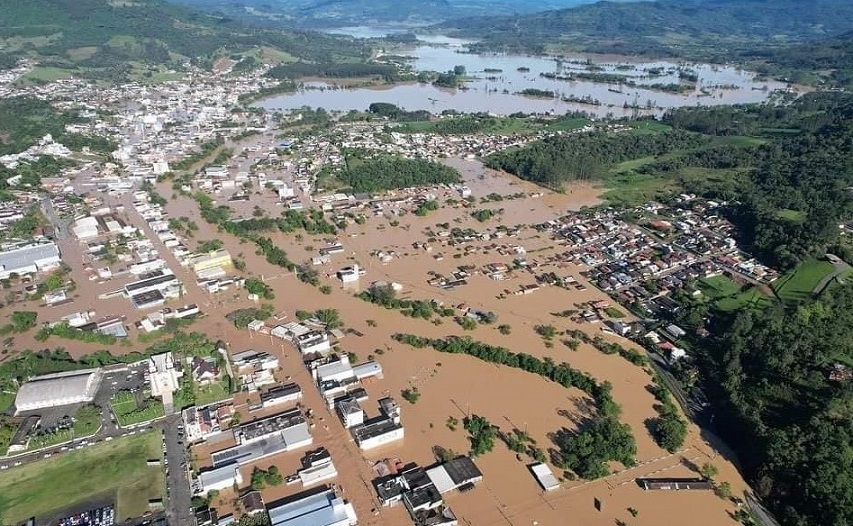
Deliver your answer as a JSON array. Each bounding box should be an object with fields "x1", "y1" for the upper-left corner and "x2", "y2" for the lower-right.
[{"x1": 0, "y1": 362, "x2": 154, "y2": 471}]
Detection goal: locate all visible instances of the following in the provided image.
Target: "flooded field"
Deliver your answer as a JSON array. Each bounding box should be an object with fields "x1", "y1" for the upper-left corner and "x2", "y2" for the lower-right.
[{"x1": 258, "y1": 35, "x2": 793, "y2": 117}]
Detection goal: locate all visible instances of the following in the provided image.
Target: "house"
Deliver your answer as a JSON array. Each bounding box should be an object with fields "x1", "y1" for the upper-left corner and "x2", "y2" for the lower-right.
[
  {"x1": 261, "y1": 383, "x2": 302, "y2": 408},
  {"x1": 529, "y1": 463, "x2": 560, "y2": 491},
  {"x1": 336, "y1": 397, "x2": 365, "y2": 429},
  {"x1": 298, "y1": 331, "x2": 331, "y2": 355},
  {"x1": 665, "y1": 324, "x2": 687, "y2": 339},
  {"x1": 195, "y1": 508, "x2": 218, "y2": 526},
  {"x1": 354, "y1": 417, "x2": 404, "y2": 450},
  {"x1": 829, "y1": 364, "x2": 853, "y2": 382},
  {"x1": 192, "y1": 356, "x2": 220, "y2": 385},
  {"x1": 337, "y1": 264, "x2": 362, "y2": 283},
  {"x1": 298, "y1": 448, "x2": 338, "y2": 487},
  {"x1": 197, "y1": 463, "x2": 243, "y2": 494},
  {"x1": 241, "y1": 491, "x2": 266, "y2": 515},
  {"x1": 425, "y1": 456, "x2": 483, "y2": 494}
]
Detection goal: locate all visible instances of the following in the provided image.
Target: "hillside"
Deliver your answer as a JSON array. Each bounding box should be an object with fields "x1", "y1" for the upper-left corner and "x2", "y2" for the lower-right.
[
  {"x1": 742, "y1": 30, "x2": 853, "y2": 87},
  {"x1": 167, "y1": 0, "x2": 642, "y2": 29},
  {"x1": 0, "y1": 0, "x2": 371, "y2": 81},
  {"x1": 440, "y1": 0, "x2": 853, "y2": 60}
]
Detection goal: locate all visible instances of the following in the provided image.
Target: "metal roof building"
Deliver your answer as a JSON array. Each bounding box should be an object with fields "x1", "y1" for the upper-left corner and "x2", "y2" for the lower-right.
[
  {"x1": 0, "y1": 241, "x2": 61, "y2": 280},
  {"x1": 14, "y1": 368, "x2": 102, "y2": 413},
  {"x1": 268, "y1": 489, "x2": 357, "y2": 526}
]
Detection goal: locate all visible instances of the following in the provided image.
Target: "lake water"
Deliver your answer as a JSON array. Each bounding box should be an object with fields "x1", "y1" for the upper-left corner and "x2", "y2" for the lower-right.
[{"x1": 258, "y1": 35, "x2": 792, "y2": 117}]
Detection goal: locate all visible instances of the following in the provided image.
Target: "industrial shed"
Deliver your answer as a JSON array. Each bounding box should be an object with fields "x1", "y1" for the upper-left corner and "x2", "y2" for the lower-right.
[{"x1": 14, "y1": 368, "x2": 103, "y2": 413}]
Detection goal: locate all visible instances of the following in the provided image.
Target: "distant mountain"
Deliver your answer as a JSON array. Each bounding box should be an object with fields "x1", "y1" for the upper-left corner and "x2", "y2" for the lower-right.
[
  {"x1": 439, "y1": 0, "x2": 853, "y2": 59},
  {"x1": 167, "y1": 0, "x2": 645, "y2": 29},
  {"x1": 0, "y1": 0, "x2": 369, "y2": 78}
]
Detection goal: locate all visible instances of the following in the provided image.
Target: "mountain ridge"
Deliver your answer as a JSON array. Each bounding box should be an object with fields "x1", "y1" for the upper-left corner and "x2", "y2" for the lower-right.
[
  {"x1": 166, "y1": 0, "x2": 645, "y2": 29},
  {"x1": 438, "y1": 0, "x2": 853, "y2": 58},
  {"x1": 0, "y1": 0, "x2": 372, "y2": 81}
]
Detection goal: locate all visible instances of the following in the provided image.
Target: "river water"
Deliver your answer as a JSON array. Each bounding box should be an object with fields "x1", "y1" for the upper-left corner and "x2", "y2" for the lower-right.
[{"x1": 257, "y1": 32, "x2": 792, "y2": 117}]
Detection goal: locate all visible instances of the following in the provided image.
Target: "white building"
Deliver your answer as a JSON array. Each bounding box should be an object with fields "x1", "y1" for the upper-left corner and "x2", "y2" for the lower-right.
[
  {"x1": 72, "y1": 216, "x2": 100, "y2": 240},
  {"x1": 267, "y1": 488, "x2": 357, "y2": 526},
  {"x1": 336, "y1": 264, "x2": 361, "y2": 284},
  {"x1": 336, "y1": 398, "x2": 364, "y2": 429},
  {"x1": 354, "y1": 418, "x2": 404, "y2": 450},
  {"x1": 198, "y1": 464, "x2": 243, "y2": 494},
  {"x1": 0, "y1": 241, "x2": 61, "y2": 280},
  {"x1": 314, "y1": 355, "x2": 354, "y2": 384},
  {"x1": 14, "y1": 369, "x2": 103, "y2": 413},
  {"x1": 530, "y1": 462, "x2": 560, "y2": 491},
  {"x1": 297, "y1": 331, "x2": 331, "y2": 355},
  {"x1": 149, "y1": 351, "x2": 182, "y2": 412}
]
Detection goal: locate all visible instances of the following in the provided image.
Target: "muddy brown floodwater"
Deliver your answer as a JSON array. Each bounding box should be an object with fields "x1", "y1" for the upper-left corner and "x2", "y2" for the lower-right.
[{"x1": 3, "y1": 163, "x2": 748, "y2": 526}]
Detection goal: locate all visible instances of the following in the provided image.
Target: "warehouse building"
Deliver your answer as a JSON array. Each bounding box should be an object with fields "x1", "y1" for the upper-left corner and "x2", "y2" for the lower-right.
[
  {"x1": 267, "y1": 488, "x2": 357, "y2": 526},
  {"x1": 0, "y1": 241, "x2": 61, "y2": 280},
  {"x1": 14, "y1": 368, "x2": 103, "y2": 413}
]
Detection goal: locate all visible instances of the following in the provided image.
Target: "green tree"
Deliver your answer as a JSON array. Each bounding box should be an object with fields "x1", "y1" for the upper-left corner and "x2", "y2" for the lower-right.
[
  {"x1": 314, "y1": 309, "x2": 342, "y2": 329},
  {"x1": 700, "y1": 463, "x2": 719, "y2": 480}
]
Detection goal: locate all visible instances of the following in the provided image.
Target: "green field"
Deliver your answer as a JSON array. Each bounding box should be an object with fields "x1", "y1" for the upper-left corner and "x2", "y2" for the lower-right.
[
  {"x1": 0, "y1": 421, "x2": 16, "y2": 455},
  {"x1": 110, "y1": 392, "x2": 164, "y2": 427},
  {"x1": 0, "y1": 432, "x2": 164, "y2": 524},
  {"x1": 776, "y1": 208, "x2": 807, "y2": 223},
  {"x1": 17, "y1": 66, "x2": 74, "y2": 84},
  {"x1": 0, "y1": 390, "x2": 14, "y2": 413},
  {"x1": 772, "y1": 258, "x2": 837, "y2": 303},
  {"x1": 196, "y1": 379, "x2": 232, "y2": 407},
  {"x1": 545, "y1": 117, "x2": 591, "y2": 132},
  {"x1": 626, "y1": 120, "x2": 673, "y2": 135},
  {"x1": 600, "y1": 172, "x2": 681, "y2": 206},
  {"x1": 699, "y1": 275, "x2": 774, "y2": 312}
]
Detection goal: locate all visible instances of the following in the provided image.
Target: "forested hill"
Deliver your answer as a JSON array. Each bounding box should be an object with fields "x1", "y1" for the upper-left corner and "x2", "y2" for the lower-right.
[
  {"x1": 743, "y1": 30, "x2": 853, "y2": 87},
  {"x1": 440, "y1": 0, "x2": 853, "y2": 61},
  {"x1": 168, "y1": 0, "x2": 641, "y2": 28},
  {"x1": 0, "y1": 0, "x2": 370, "y2": 77}
]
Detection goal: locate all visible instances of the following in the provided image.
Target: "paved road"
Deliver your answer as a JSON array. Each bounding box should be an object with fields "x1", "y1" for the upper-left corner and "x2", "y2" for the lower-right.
[{"x1": 160, "y1": 415, "x2": 194, "y2": 526}]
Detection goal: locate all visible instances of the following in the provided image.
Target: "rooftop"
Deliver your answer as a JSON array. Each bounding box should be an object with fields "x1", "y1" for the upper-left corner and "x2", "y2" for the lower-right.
[
  {"x1": 238, "y1": 407, "x2": 305, "y2": 443},
  {"x1": 15, "y1": 368, "x2": 101, "y2": 411},
  {"x1": 212, "y1": 421, "x2": 312, "y2": 468},
  {"x1": 267, "y1": 488, "x2": 357, "y2": 526},
  {"x1": 354, "y1": 417, "x2": 402, "y2": 442},
  {"x1": 0, "y1": 241, "x2": 59, "y2": 273}
]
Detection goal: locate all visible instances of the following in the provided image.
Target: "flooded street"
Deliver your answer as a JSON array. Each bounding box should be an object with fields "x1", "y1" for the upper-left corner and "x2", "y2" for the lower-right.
[{"x1": 135, "y1": 161, "x2": 747, "y2": 525}]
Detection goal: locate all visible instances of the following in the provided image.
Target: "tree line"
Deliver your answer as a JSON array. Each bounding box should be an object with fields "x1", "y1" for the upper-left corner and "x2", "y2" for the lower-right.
[{"x1": 485, "y1": 130, "x2": 707, "y2": 189}]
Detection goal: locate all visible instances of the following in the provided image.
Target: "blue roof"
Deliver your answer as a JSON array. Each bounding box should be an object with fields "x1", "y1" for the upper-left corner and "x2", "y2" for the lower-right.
[{"x1": 268, "y1": 490, "x2": 350, "y2": 526}]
